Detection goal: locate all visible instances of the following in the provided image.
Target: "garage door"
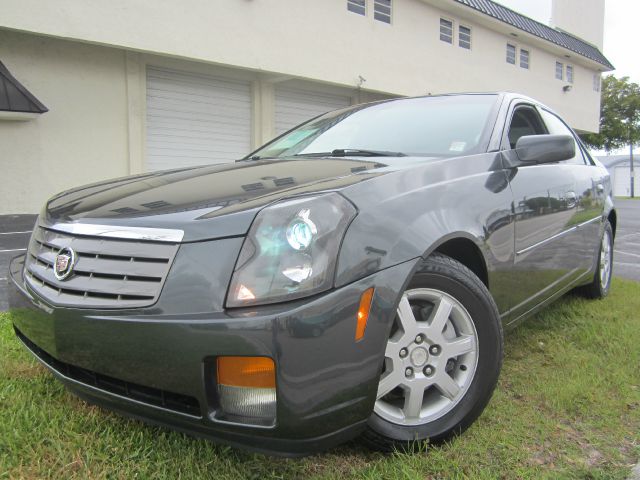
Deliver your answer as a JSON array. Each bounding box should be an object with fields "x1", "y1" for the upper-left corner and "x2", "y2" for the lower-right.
[
  {"x1": 146, "y1": 66, "x2": 252, "y2": 171},
  {"x1": 275, "y1": 86, "x2": 351, "y2": 135},
  {"x1": 614, "y1": 165, "x2": 638, "y2": 197}
]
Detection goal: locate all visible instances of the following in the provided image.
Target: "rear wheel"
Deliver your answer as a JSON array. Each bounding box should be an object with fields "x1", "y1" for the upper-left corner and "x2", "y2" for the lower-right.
[
  {"x1": 580, "y1": 219, "x2": 613, "y2": 299},
  {"x1": 362, "y1": 253, "x2": 503, "y2": 452}
]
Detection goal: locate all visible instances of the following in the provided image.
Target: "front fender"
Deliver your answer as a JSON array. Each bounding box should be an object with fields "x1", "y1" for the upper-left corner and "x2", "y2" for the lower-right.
[{"x1": 335, "y1": 153, "x2": 514, "y2": 289}]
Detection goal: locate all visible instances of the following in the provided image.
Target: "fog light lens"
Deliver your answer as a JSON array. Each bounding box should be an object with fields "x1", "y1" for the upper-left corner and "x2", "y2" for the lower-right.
[{"x1": 216, "y1": 356, "x2": 276, "y2": 424}]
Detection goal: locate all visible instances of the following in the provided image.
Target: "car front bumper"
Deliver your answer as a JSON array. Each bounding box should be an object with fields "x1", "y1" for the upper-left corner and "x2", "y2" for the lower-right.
[{"x1": 8, "y1": 253, "x2": 416, "y2": 456}]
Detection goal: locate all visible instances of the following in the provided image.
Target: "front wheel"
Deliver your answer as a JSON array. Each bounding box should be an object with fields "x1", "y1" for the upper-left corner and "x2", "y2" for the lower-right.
[{"x1": 361, "y1": 253, "x2": 503, "y2": 452}]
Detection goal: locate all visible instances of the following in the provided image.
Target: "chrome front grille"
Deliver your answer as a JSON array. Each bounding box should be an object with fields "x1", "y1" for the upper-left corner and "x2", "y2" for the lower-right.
[{"x1": 24, "y1": 226, "x2": 179, "y2": 309}]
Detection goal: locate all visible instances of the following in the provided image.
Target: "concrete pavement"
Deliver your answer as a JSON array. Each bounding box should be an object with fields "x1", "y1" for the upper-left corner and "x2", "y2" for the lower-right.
[
  {"x1": 0, "y1": 214, "x2": 36, "y2": 311},
  {"x1": 612, "y1": 198, "x2": 640, "y2": 282}
]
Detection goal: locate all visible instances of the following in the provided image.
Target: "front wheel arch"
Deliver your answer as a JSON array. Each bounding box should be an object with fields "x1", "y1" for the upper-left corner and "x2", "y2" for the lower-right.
[
  {"x1": 431, "y1": 236, "x2": 489, "y2": 288},
  {"x1": 607, "y1": 209, "x2": 617, "y2": 239}
]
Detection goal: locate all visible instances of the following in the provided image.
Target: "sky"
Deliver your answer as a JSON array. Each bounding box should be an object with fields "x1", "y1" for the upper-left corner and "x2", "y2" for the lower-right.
[{"x1": 496, "y1": 0, "x2": 640, "y2": 83}]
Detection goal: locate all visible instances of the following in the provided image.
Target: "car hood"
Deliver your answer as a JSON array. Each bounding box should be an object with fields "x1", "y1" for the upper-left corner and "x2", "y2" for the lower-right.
[{"x1": 43, "y1": 158, "x2": 403, "y2": 242}]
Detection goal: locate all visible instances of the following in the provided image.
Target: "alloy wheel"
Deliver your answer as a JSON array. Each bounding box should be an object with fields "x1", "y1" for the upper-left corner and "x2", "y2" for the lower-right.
[
  {"x1": 600, "y1": 229, "x2": 612, "y2": 290},
  {"x1": 374, "y1": 288, "x2": 479, "y2": 426}
]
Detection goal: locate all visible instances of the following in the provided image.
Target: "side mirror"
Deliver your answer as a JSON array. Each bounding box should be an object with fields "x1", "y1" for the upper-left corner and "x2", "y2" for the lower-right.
[{"x1": 515, "y1": 134, "x2": 575, "y2": 164}]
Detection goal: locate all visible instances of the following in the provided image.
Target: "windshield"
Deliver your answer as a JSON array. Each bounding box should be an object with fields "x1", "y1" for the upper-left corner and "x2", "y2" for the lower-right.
[{"x1": 250, "y1": 94, "x2": 498, "y2": 159}]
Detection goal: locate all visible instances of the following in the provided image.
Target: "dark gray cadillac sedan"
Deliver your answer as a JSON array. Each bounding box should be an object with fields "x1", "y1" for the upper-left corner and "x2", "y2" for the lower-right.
[{"x1": 9, "y1": 93, "x2": 616, "y2": 455}]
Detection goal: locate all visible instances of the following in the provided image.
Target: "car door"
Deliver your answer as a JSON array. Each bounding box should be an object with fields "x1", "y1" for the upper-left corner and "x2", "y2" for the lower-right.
[
  {"x1": 538, "y1": 108, "x2": 604, "y2": 272},
  {"x1": 502, "y1": 102, "x2": 585, "y2": 323}
]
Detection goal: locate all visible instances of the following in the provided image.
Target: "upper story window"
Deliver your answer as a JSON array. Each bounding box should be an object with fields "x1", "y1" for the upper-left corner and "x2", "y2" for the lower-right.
[
  {"x1": 566, "y1": 65, "x2": 574, "y2": 83},
  {"x1": 520, "y1": 49, "x2": 529, "y2": 69},
  {"x1": 459, "y1": 25, "x2": 471, "y2": 49},
  {"x1": 374, "y1": 0, "x2": 392, "y2": 23},
  {"x1": 506, "y1": 44, "x2": 516, "y2": 64},
  {"x1": 347, "y1": 0, "x2": 366, "y2": 16},
  {"x1": 440, "y1": 18, "x2": 453, "y2": 44},
  {"x1": 555, "y1": 61, "x2": 564, "y2": 80},
  {"x1": 593, "y1": 73, "x2": 601, "y2": 92}
]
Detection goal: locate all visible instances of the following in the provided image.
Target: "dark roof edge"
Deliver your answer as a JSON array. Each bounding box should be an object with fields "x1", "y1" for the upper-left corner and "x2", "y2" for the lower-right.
[
  {"x1": 546, "y1": 26, "x2": 615, "y2": 69},
  {"x1": 0, "y1": 61, "x2": 49, "y2": 114},
  {"x1": 452, "y1": 0, "x2": 614, "y2": 71}
]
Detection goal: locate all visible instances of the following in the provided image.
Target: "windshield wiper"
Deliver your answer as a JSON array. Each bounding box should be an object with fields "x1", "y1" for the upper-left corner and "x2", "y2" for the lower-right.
[
  {"x1": 332, "y1": 149, "x2": 407, "y2": 157},
  {"x1": 239, "y1": 155, "x2": 276, "y2": 162},
  {"x1": 294, "y1": 149, "x2": 407, "y2": 158}
]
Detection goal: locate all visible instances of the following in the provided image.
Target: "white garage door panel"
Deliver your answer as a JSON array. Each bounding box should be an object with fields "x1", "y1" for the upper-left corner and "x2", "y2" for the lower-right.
[
  {"x1": 275, "y1": 86, "x2": 351, "y2": 135},
  {"x1": 146, "y1": 67, "x2": 251, "y2": 171},
  {"x1": 149, "y1": 98, "x2": 251, "y2": 123},
  {"x1": 613, "y1": 166, "x2": 639, "y2": 197}
]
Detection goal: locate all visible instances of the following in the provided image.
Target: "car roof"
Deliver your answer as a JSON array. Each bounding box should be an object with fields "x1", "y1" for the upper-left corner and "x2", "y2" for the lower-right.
[{"x1": 387, "y1": 92, "x2": 556, "y2": 117}]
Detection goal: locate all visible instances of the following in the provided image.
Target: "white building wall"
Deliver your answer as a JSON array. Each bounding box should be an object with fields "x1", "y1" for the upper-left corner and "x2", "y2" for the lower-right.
[
  {"x1": 551, "y1": 0, "x2": 605, "y2": 50},
  {"x1": 0, "y1": 30, "x2": 129, "y2": 214},
  {"x1": 0, "y1": 0, "x2": 605, "y2": 131},
  {"x1": 407, "y1": 6, "x2": 602, "y2": 131}
]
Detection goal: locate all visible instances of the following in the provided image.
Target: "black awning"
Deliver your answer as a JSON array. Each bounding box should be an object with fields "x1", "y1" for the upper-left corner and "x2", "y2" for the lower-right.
[{"x1": 0, "y1": 61, "x2": 48, "y2": 114}]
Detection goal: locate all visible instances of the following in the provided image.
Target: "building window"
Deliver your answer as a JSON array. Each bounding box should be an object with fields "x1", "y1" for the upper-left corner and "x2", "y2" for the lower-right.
[
  {"x1": 459, "y1": 25, "x2": 471, "y2": 49},
  {"x1": 555, "y1": 61, "x2": 564, "y2": 80},
  {"x1": 440, "y1": 18, "x2": 453, "y2": 44},
  {"x1": 347, "y1": 0, "x2": 366, "y2": 16},
  {"x1": 506, "y1": 44, "x2": 516, "y2": 64},
  {"x1": 593, "y1": 73, "x2": 601, "y2": 92},
  {"x1": 520, "y1": 49, "x2": 529, "y2": 69},
  {"x1": 374, "y1": 0, "x2": 392, "y2": 23},
  {"x1": 566, "y1": 65, "x2": 574, "y2": 83}
]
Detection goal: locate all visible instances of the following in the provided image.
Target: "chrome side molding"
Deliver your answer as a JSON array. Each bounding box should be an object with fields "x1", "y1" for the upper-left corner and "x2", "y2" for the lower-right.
[{"x1": 516, "y1": 215, "x2": 602, "y2": 256}]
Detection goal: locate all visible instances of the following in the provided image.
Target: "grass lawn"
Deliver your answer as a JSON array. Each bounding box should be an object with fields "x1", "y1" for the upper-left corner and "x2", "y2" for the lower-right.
[{"x1": 1, "y1": 279, "x2": 639, "y2": 479}]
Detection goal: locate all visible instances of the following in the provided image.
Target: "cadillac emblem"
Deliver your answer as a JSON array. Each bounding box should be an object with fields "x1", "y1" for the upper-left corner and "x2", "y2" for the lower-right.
[{"x1": 54, "y1": 247, "x2": 76, "y2": 280}]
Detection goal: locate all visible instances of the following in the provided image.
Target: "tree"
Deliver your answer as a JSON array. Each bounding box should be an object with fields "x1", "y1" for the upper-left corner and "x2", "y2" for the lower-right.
[{"x1": 581, "y1": 75, "x2": 640, "y2": 197}]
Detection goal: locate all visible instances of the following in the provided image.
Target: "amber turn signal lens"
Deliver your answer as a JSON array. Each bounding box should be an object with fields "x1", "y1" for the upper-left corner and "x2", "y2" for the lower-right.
[
  {"x1": 355, "y1": 288, "x2": 374, "y2": 341},
  {"x1": 217, "y1": 356, "x2": 275, "y2": 388}
]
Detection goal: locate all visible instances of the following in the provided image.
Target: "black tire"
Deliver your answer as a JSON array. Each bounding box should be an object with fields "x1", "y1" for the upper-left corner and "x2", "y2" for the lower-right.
[
  {"x1": 579, "y1": 219, "x2": 614, "y2": 299},
  {"x1": 361, "y1": 253, "x2": 503, "y2": 452}
]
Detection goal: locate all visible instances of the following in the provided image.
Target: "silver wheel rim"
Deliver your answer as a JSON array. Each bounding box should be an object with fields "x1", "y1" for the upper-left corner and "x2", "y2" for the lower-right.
[
  {"x1": 374, "y1": 288, "x2": 479, "y2": 426},
  {"x1": 600, "y1": 230, "x2": 612, "y2": 289}
]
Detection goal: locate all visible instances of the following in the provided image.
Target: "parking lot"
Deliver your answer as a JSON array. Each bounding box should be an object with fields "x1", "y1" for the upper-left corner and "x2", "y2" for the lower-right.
[
  {"x1": 1, "y1": 200, "x2": 638, "y2": 311},
  {"x1": 0, "y1": 214, "x2": 36, "y2": 311},
  {"x1": 611, "y1": 199, "x2": 640, "y2": 282}
]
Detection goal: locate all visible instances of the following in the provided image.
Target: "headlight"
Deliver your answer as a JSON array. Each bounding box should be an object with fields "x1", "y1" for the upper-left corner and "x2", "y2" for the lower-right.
[{"x1": 226, "y1": 193, "x2": 357, "y2": 307}]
